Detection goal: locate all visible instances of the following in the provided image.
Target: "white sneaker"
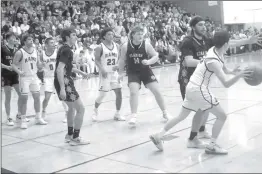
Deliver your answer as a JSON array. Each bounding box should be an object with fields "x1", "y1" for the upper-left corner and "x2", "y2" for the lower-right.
[
  {"x1": 35, "y1": 117, "x2": 48, "y2": 125},
  {"x1": 65, "y1": 134, "x2": 73, "y2": 143},
  {"x1": 205, "y1": 143, "x2": 228, "y2": 155},
  {"x1": 149, "y1": 134, "x2": 164, "y2": 151},
  {"x1": 114, "y1": 112, "x2": 126, "y2": 121},
  {"x1": 69, "y1": 137, "x2": 90, "y2": 146},
  {"x1": 16, "y1": 115, "x2": 30, "y2": 123},
  {"x1": 128, "y1": 116, "x2": 137, "y2": 125},
  {"x1": 6, "y1": 118, "x2": 14, "y2": 126},
  {"x1": 198, "y1": 131, "x2": 211, "y2": 139},
  {"x1": 187, "y1": 137, "x2": 206, "y2": 149},
  {"x1": 20, "y1": 119, "x2": 28, "y2": 129},
  {"x1": 63, "y1": 118, "x2": 67, "y2": 123},
  {"x1": 163, "y1": 112, "x2": 170, "y2": 121},
  {"x1": 92, "y1": 108, "x2": 98, "y2": 122}
]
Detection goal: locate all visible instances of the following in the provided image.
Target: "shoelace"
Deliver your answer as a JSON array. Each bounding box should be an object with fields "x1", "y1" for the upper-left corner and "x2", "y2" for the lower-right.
[{"x1": 7, "y1": 118, "x2": 13, "y2": 122}]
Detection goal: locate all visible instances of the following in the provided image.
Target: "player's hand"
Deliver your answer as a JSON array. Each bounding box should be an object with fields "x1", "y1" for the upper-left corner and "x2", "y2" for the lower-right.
[
  {"x1": 118, "y1": 73, "x2": 125, "y2": 83},
  {"x1": 232, "y1": 65, "x2": 241, "y2": 74},
  {"x1": 142, "y1": 59, "x2": 149, "y2": 65},
  {"x1": 60, "y1": 89, "x2": 66, "y2": 101},
  {"x1": 19, "y1": 71, "x2": 26, "y2": 77},
  {"x1": 7, "y1": 66, "x2": 13, "y2": 71},
  {"x1": 101, "y1": 70, "x2": 108, "y2": 78},
  {"x1": 82, "y1": 73, "x2": 90, "y2": 79},
  {"x1": 112, "y1": 66, "x2": 119, "y2": 71},
  {"x1": 239, "y1": 67, "x2": 253, "y2": 80}
]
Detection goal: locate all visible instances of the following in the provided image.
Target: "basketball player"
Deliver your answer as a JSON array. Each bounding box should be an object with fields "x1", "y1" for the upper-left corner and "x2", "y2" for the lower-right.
[
  {"x1": 12, "y1": 34, "x2": 47, "y2": 129},
  {"x1": 178, "y1": 16, "x2": 262, "y2": 148},
  {"x1": 40, "y1": 37, "x2": 57, "y2": 120},
  {"x1": 93, "y1": 28, "x2": 125, "y2": 121},
  {"x1": 1, "y1": 32, "x2": 29, "y2": 126},
  {"x1": 118, "y1": 25, "x2": 170, "y2": 126},
  {"x1": 54, "y1": 28, "x2": 89, "y2": 146},
  {"x1": 150, "y1": 31, "x2": 253, "y2": 154}
]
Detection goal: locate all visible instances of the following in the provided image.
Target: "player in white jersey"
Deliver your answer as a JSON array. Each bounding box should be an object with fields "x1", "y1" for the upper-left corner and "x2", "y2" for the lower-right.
[
  {"x1": 40, "y1": 37, "x2": 57, "y2": 119},
  {"x1": 12, "y1": 34, "x2": 47, "y2": 129},
  {"x1": 93, "y1": 28, "x2": 125, "y2": 121},
  {"x1": 149, "y1": 31, "x2": 253, "y2": 155}
]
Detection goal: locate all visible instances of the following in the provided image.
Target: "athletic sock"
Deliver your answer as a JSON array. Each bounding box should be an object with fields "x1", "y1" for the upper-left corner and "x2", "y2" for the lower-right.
[
  {"x1": 189, "y1": 132, "x2": 198, "y2": 140},
  {"x1": 73, "y1": 129, "x2": 80, "y2": 139},
  {"x1": 68, "y1": 127, "x2": 73, "y2": 136},
  {"x1": 199, "y1": 126, "x2": 205, "y2": 132}
]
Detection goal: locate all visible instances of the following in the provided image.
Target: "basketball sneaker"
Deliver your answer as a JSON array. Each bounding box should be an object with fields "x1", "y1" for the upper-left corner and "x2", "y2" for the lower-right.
[
  {"x1": 128, "y1": 116, "x2": 137, "y2": 125},
  {"x1": 205, "y1": 142, "x2": 228, "y2": 155},
  {"x1": 92, "y1": 108, "x2": 98, "y2": 122},
  {"x1": 149, "y1": 134, "x2": 164, "y2": 151},
  {"x1": 69, "y1": 137, "x2": 90, "y2": 146},
  {"x1": 65, "y1": 134, "x2": 73, "y2": 143},
  {"x1": 6, "y1": 118, "x2": 14, "y2": 126},
  {"x1": 198, "y1": 131, "x2": 211, "y2": 139},
  {"x1": 20, "y1": 119, "x2": 28, "y2": 129},
  {"x1": 42, "y1": 111, "x2": 46, "y2": 120},
  {"x1": 35, "y1": 117, "x2": 48, "y2": 125},
  {"x1": 114, "y1": 112, "x2": 126, "y2": 121},
  {"x1": 16, "y1": 115, "x2": 30, "y2": 123},
  {"x1": 187, "y1": 137, "x2": 206, "y2": 149}
]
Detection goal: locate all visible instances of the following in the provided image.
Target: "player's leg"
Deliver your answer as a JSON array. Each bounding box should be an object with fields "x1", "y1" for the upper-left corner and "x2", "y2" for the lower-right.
[
  {"x1": 3, "y1": 85, "x2": 14, "y2": 126},
  {"x1": 62, "y1": 101, "x2": 68, "y2": 123},
  {"x1": 150, "y1": 107, "x2": 192, "y2": 151},
  {"x1": 64, "y1": 101, "x2": 75, "y2": 142},
  {"x1": 42, "y1": 78, "x2": 54, "y2": 120},
  {"x1": 66, "y1": 81, "x2": 89, "y2": 146},
  {"x1": 18, "y1": 77, "x2": 30, "y2": 129},
  {"x1": 145, "y1": 81, "x2": 170, "y2": 121},
  {"x1": 13, "y1": 83, "x2": 30, "y2": 123},
  {"x1": 112, "y1": 88, "x2": 125, "y2": 121},
  {"x1": 205, "y1": 104, "x2": 228, "y2": 155},
  {"x1": 30, "y1": 77, "x2": 47, "y2": 125},
  {"x1": 92, "y1": 74, "x2": 108, "y2": 121}
]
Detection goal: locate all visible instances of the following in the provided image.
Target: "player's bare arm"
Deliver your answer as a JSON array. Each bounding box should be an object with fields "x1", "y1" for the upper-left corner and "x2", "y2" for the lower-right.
[
  {"x1": 37, "y1": 51, "x2": 45, "y2": 71},
  {"x1": 56, "y1": 62, "x2": 66, "y2": 100},
  {"x1": 207, "y1": 60, "x2": 252, "y2": 88},
  {"x1": 94, "y1": 45, "x2": 107, "y2": 78},
  {"x1": 72, "y1": 67, "x2": 89, "y2": 78},
  {"x1": 229, "y1": 34, "x2": 262, "y2": 47},
  {"x1": 118, "y1": 42, "x2": 128, "y2": 75},
  {"x1": 223, "y1": 65, "x2": 240, "y2": 75},
  {"x1": 11, "y1": 50, "x2": 24, "y2": 76},
  {"x1": 1, "y1": 63, "x2": 12, "y2": 70},
  {"x1": 112, "y1": 43, "x2": 120, "y2": 71},
  {"x1": 142, "y1": 42, "x2": 159, "y2": 65}
]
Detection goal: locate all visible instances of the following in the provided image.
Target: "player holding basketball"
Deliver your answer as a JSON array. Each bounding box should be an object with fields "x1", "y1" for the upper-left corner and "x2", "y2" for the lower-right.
[
  {"x1": 118, "y1": 25, "x2": 170, "y2": 126},
  {"x1": 1, "y1": 32, "x2": 29, "y2": 126},
  {"x1": 55, "y1": 28, "x2": 89, "y2": 146},
  {"x1": 12, "y1": 34, "x2": 47, "y2": 129},
  {"x1": 150, "y1": 31, "x2": 253, "y2": 154},
  {"x1": 178, "y1": 16, "x2": 262, "y2": 148},
  {"x1": 93, "y1": 28, "x2": 125, "y2": 121}
]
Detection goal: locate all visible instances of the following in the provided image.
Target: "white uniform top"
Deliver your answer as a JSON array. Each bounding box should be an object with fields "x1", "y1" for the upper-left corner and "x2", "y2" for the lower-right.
[
  {"x1": 189, "y1": 46, "x2": 224, "y2": 87},
  {"x1": 100, "y1": 42, "x2": 118, "y2": 73},
  {"x1": 42, "y1": 49, "x2": 57, "y2": 77},
  {"x1": 20, "y1": 48, "x2": 38, "y2": 77}
]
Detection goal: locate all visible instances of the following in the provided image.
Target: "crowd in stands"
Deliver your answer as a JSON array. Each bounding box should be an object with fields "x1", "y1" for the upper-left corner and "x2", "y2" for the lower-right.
[{"x1": 1, "y1": 1, "x2": 261, "y2": 75}]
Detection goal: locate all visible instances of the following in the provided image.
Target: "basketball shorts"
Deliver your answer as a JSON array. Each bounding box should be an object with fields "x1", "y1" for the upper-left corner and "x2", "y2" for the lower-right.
[
  {"x1": 99, "y1": 71, "x2": 122, "y2": 92},
  {"x1": 44, "y1": 77, "x2": 55, "y2": 93},
  {"x1": 128, "y1": 68, "x2": 157, "y2": 87},
  {"x1": 19, "y1": 76, "x2": 41, "y2": 95},
  {"x1": 183, "y1": 81, "x2": 219, "y2": 112},
  {"x1": 2, "y1": 73, "x2": 19, "y2": 87},
  {"x1": 54, "y1": 75, "x2": 79, "y2": 102}
]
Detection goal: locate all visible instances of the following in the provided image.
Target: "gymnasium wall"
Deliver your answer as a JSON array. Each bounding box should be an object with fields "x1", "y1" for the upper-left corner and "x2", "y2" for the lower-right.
[{"x1": 174, "y1": 1, "x2": 223, "y2": 25}]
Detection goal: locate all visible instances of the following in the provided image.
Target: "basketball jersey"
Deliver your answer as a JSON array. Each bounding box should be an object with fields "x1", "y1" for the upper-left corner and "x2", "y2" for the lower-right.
[
  {"x1": 100, "y1": 42, "x2": 118, "y2": 72},
  {"x1": 42, "y1": 49, "x2": 57, "y2": 77},
  {"x1": 1, "y1": 45, "x2": 17, "y2": 76},
  {"x1": 190, "y1": 46, "x2": 224, "y2": 87},
  {"x1": 126, "y1": 40, "x2": 149, "y2": 73},
  {"x1": 20, "y1": 47, "x2": 38, "y2": 77}
]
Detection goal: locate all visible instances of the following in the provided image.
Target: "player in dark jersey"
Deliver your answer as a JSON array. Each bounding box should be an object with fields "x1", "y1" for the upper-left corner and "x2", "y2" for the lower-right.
[
  {"x1": 54, "y1": 28, "x2": 89, "y2": 146},
  {"x1": 118, "y1": 25, "x2": 170, "y2": 126},
  {"x1": 1, "y1": 32, "x2": 27, "y2": 126}
]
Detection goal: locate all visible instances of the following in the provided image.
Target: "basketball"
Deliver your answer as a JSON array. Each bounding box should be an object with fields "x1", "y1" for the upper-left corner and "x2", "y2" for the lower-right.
[{"x1": 244, "y1": 64, "x2": 262, "y2": 86}]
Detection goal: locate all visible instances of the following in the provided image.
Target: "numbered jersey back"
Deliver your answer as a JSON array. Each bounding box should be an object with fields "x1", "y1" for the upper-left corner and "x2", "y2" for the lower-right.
[
  {"x1": 100, "y1": 42, "x2": 118, "y2": 73},
  {"x1": 43, "y1": 49, "x2": 57, "y2": 77},
  {"x1": 20, "y1": 48, "x2": 38, "y2": 77}
]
